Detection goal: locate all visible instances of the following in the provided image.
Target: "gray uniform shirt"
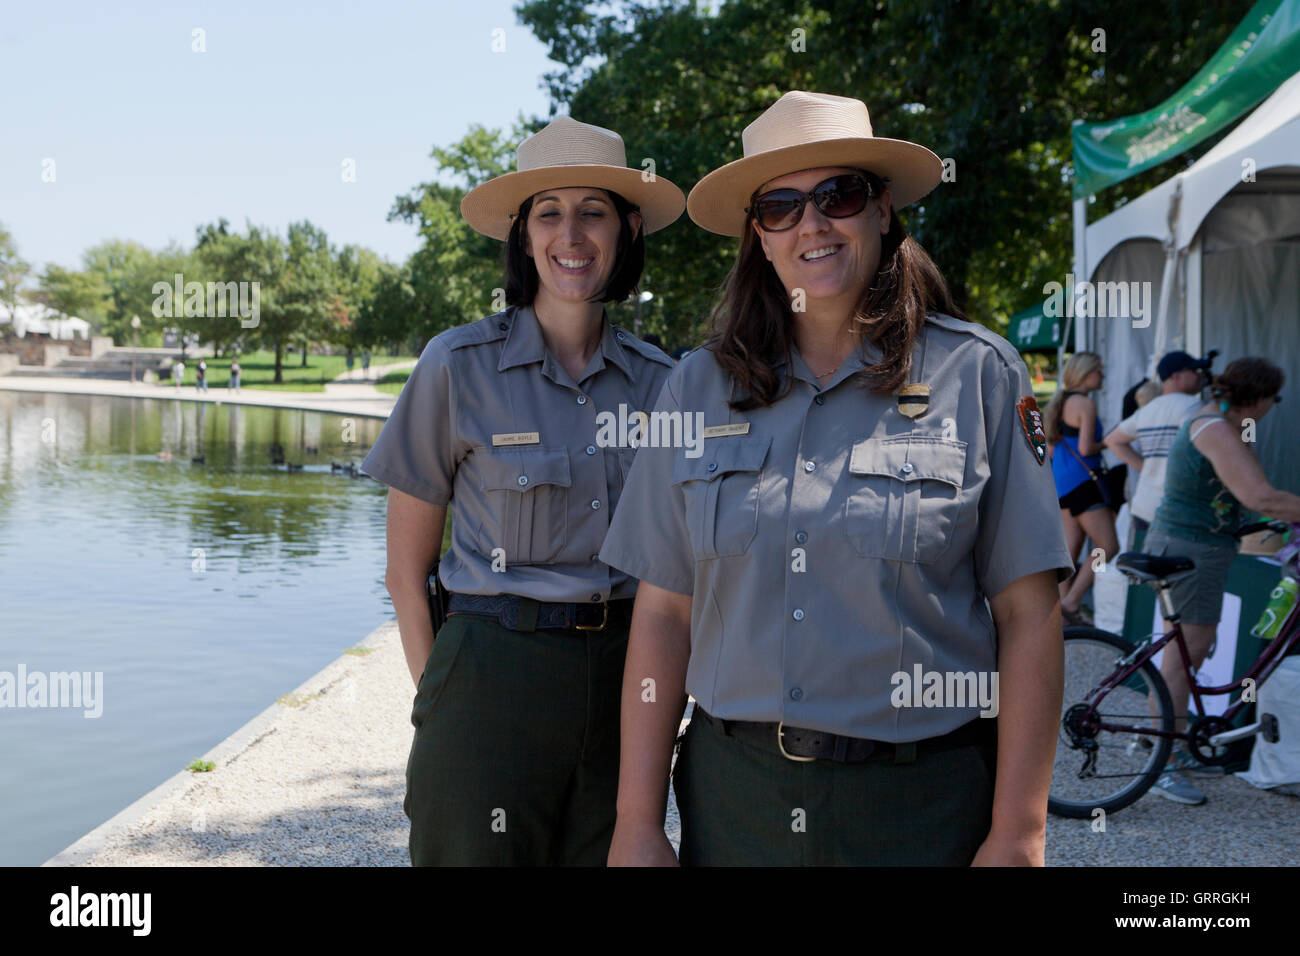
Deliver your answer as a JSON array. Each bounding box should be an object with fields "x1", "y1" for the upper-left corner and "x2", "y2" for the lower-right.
[
  {"x1": 599, "y1": 312, "x2": 1073, "y2": 741},
  {"x1": 362, "y1": 304, "x2": 674, "y2": 604}
]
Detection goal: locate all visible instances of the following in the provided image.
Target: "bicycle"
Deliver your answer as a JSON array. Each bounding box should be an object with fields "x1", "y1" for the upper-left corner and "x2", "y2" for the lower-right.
[{"x1": 1049, "y1": 520, "x2": 1300, "y2": 817}]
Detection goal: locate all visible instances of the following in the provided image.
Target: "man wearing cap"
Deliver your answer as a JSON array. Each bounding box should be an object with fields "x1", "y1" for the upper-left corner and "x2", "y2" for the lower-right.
[
  {"x1": 361, "y1": 116, "x2": 684, "y2": 865},
  {"x1": 1105, "y1": 351, "x2": 1208, "y2": 545}
]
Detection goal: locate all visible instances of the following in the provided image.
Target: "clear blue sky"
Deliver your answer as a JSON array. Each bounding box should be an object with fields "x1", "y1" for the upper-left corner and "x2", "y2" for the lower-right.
[{"x1": 0, "y1": 0, "x2": 564, "y2": 273}]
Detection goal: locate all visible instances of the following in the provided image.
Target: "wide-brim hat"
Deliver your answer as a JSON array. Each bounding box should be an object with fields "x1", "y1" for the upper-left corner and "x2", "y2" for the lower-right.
[
  {"x1": 460, "y1": 116, "x2": 686, "y2": 240},
  {"x1": 687, "y1": 91, "x2": 944, "y2": 237}
]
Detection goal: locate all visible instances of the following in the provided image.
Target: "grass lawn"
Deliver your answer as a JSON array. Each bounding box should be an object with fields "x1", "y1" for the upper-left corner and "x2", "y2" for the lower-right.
[
  {"x1": 376, "y1": 368, "x2": 412, "y2": 396},
  {"x1": 161, "y1": 351, "x2": 417, "y2": 391}
]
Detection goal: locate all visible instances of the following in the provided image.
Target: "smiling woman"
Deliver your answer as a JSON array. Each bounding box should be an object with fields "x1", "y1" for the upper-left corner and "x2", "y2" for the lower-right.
[
  {"x1": 360, "y1": 116, "x2": 684, "y2": 866},
  {"x1": 600, "y1": 91, "x2": 1075, "y2": 867}
]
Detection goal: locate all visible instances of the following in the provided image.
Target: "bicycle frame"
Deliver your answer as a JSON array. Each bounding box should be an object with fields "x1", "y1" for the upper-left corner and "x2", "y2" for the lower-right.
[{"x1": 1079, "y1": 572, "x2": 1300, "y2": 741}]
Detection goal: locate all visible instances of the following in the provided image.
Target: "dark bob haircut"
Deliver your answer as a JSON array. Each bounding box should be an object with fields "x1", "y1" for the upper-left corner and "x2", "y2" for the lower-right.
[{"x1": 503, "y1": 189, "x2": 645, "y2": 307}]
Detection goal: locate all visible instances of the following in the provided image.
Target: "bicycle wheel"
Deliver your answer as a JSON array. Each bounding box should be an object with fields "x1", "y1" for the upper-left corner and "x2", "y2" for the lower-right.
[{"x1": 1049, "y1": 626, "x2": 1175, "y2": 818}]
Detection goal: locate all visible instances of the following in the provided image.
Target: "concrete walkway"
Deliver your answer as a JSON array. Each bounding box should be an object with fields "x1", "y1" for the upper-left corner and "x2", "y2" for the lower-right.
[
  {"x1": 0, "y1": 373, "x2": 397, "y2": 419},
  {"x1": 330, "y1": 359, "x2": 418, "y2": 383},
  {"x1": 48, "y1": 621, "x2": 681, "y2": 866}
]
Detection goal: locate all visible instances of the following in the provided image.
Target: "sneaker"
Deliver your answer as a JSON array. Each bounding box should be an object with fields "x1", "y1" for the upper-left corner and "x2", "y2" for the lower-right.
[
  {"x1": 1150, "y1": 770, "x2": 1207, "y2": 805},
  {"x1": 1170, "y1": 748, "x2": 1225, "y2": 777}
]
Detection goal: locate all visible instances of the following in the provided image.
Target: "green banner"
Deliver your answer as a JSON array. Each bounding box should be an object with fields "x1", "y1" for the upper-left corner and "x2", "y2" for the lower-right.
[
  {"x1": 1007, "y1": 304, "x2": 1061, "y2": 352},
  {"x1": 1072, "y1": 0, "x2": 1300, "y2": 198}
]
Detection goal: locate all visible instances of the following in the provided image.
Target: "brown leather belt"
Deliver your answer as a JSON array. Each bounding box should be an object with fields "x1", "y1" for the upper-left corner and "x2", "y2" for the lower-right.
[{"x1": 694, "y1": 706, "x2": 996, "y2": 764}]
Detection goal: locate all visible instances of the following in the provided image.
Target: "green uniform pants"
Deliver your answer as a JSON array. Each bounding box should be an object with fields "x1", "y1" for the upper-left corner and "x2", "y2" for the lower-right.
[
  {"x1": 404, "y1": 610, "x2": 628, "y2": 866},
  {"x1": 673, "y1": 708, "x2": 997, "y2": 866}
]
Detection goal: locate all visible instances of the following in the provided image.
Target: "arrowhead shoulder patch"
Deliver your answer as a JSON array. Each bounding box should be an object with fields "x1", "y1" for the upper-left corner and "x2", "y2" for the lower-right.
[{"x1": 1017, "y1": 396, "x2": 1048, "y2": 465}]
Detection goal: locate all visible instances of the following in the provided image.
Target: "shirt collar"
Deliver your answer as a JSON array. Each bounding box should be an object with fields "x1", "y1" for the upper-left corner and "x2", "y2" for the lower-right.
[
  {"x1": 497, "y1": 304, "x2": 634, "y2": 382},
  {"x1": 776, "y1": 336, "x2": 879, "y2": 391}
]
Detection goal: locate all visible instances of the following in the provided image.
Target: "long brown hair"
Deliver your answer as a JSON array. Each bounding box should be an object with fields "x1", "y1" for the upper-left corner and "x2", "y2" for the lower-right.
[{"x1": 706, "y1": 192, "x2": 963, "y2": 410}]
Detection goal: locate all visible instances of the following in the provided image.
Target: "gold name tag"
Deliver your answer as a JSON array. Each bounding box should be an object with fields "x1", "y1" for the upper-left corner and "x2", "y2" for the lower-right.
[
  {"x1": 492, "y1": 432, "x2": 540, "y2": 446},
  {"x1": 702, "y1": 423, "x2": 750, "y2": 438}
]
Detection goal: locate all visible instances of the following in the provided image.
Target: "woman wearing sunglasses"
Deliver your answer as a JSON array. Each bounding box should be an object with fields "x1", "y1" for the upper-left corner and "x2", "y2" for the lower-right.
[
  {"x1": 362, "y1": 117, "x2": 684, "y2": 865},
  {"x1": 599, "y1": 91, "x2": 1073, "y2": 865}
]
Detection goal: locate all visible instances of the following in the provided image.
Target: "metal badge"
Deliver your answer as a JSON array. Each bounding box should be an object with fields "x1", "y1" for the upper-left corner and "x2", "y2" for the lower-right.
[{"x1": 897, "y1": 384, "x2": 930, "y2": 419}]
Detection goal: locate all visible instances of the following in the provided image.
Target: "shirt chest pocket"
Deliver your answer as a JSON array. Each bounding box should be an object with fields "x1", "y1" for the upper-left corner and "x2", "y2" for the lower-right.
[
  {"x1": 843, "y1": 437, "x2": 967, "y2": 563},
  {"x1": 475, "y1": 446, "x2": 572, "y2": 566},
  {"x1": 671, "y1": 436, "x2": 771, "y2": 560}
]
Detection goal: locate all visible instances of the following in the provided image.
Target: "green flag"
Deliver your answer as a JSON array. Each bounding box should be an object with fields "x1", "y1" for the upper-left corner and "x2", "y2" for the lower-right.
[
  {"x1": 1072, "y1": 0, "x2": 1300, "y2": 198},
  {"x1": 1007, "y1": 304, "x2": 1061, "y2": 352}
]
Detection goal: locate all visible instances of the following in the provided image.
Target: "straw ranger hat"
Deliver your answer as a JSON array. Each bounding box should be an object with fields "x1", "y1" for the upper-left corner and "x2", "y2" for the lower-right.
[
  {"x1": 687, "y1": 91, "x2": 944, "y2": 237},
  {"x1": 461, "y1": 116, "x2": 685, "y2": 240}
]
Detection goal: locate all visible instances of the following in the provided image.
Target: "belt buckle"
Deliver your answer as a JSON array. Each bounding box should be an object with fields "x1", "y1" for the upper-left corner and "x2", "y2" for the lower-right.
[
  {"x1": 576, "y1": 603, "x2": 609, "y2": 631},
  {"x1": 777, "y1": 721, "x2": 817, "y2": 762}
]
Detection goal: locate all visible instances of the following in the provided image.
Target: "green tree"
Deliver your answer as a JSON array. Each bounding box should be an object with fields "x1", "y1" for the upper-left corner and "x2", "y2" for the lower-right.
[
  {"x1": 514, "y1": 0, "x2": 1246, "y2": 338},
  {"x1": 33, "y1": 266, "x2": 110, "y2": 329},
  {"x1": 0, "y1": 224, "x2": 31, "y2": 336},
  {"x1": 388, "y1": 123, "x2": 526, "y2": 349}
]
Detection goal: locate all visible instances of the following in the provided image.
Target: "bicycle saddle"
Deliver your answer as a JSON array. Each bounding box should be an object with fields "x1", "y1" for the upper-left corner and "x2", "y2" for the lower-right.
[{"x1": 1115, "y1": 551, "x2": 1196, "y2": 582}]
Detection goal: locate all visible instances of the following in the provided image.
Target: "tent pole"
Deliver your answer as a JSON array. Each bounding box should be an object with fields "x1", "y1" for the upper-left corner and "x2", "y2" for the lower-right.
[{"x1": 1067, "y1": 196, "x2": 1088, "y2": 368}]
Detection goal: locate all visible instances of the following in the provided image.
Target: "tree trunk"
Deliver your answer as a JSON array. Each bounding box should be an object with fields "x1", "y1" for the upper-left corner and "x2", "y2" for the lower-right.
[{"x1": 274, "y1": 340, "x2": 283, "y2": 383}]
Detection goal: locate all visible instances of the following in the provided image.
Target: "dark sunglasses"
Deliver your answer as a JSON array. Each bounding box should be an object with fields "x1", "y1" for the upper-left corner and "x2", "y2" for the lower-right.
[{"x1": 747, "y1": 173, "x2": 883, "y2": 232}]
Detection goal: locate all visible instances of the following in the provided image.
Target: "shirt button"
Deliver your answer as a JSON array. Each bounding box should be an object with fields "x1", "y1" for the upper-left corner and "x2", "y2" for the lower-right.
[
  {"x1": 706, "y1": 461, "x2": 718, "y2": 472},
  {"x1": 591, "y1": 499, "x2": 601, "y2": 510},
  {"x1": 795, "y1": 531, "x2": 807, "y2": 543},
  {"x1": 591, "y1": 594, "x2": 601, "y2": 602},
  {"x1": 792, "y1": 608, "x2": 805, "y2": 621},
  {"x1": 590, "y1": 554, "x2": 599, "y2": 562},
  {"x1": 803, "y1": 461, "x2": 815, "y2": 473},
  {"x1": 616, "y1": 331, "x2": 626, "y2": 341},
  {"x1": 585, "y1": 445, "x2": 596, "y2": 455},
  {"x1": 901, "y1": 462, "x2": 914, "y2": 475},
  {"x1": 790, "y1": 687, "x2": 804, "y2": 701},
  {"x1": 814, "y1": 395, "x2": 825, "y2": 406},
  {"x1": 498, "y1": 321, "x2": 508, "y2": 331},
  {"x1": 576, "y1": 395, "x2": 588, "y2": 405},
  {"x1": 518, "y1": 475, "x2": 529, "y2": 486}
]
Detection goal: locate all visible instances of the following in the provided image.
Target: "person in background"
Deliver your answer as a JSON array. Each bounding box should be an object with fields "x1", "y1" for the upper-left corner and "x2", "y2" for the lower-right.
[
  {"x1": 1140, "y1": 357, "x2": 1300, "y2": 804},
  {"x1": 1134, "y1": 379, "x2": 1162, "y2": 408},
  {"x1": 196, "y1": 359, "x2": 208, "y2": 392},
  {"x1": 1104, "y1": 350, "x2": 1209, "y2": 547},
  {"x1": 362, "y1": 350, "x2": 371, "y2": 374},
  {"x1": 229, "y1": 359, "x2": 241, "y2": 393},
  {"x1": 1045, "y1": 351, "x2": 1119, "y2": 625},
  {"x1": 173, "y1": 359, "x2": 185, "y2": 388}
]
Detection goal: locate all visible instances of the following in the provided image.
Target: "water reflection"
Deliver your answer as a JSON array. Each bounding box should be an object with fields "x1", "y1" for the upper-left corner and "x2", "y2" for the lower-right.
[{"x1": 0, "y1": 391, "x2": 393, "y2": 866}]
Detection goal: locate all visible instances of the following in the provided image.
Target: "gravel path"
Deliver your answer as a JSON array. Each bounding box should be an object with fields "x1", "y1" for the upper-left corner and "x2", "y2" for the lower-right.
[{"x1": 59, "y1": 622, "x2": 1297, "y2": 866}]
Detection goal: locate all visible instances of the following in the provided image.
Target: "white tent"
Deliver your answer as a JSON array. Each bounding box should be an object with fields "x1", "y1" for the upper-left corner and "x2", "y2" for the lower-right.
[
  {"x1": 1075, "y1": 67, "x2": 1300, "y2": 482},
  {"x1": 0, "y1": 302, "x2": 91, "y2": 339}
]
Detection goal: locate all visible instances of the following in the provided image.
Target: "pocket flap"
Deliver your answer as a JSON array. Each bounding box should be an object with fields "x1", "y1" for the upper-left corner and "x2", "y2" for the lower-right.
[
  {"x1": 848, "y1": 437, "x2": 966, "y2": 488},
  {"x1": 477, "y1": 446, "x2": 572, "y2": 491},
  {"x1": 671, "y1": 435, "x2": 772, "y2": 484}
]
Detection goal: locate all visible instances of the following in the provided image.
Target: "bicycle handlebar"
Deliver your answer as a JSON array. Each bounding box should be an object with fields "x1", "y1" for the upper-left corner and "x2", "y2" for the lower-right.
[{"x1": 1233, "y1": 520, "x2": 1296, "y2": 540}]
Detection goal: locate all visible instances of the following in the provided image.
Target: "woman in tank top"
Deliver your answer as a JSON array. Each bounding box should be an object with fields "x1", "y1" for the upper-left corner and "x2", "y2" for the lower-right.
[
  {"x1": 1044, "y1": 351, "x2": 1119, "y2": 624},
  {"x1": 1142, "y1": 356, "x2": 1300, "y2": 805}
]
